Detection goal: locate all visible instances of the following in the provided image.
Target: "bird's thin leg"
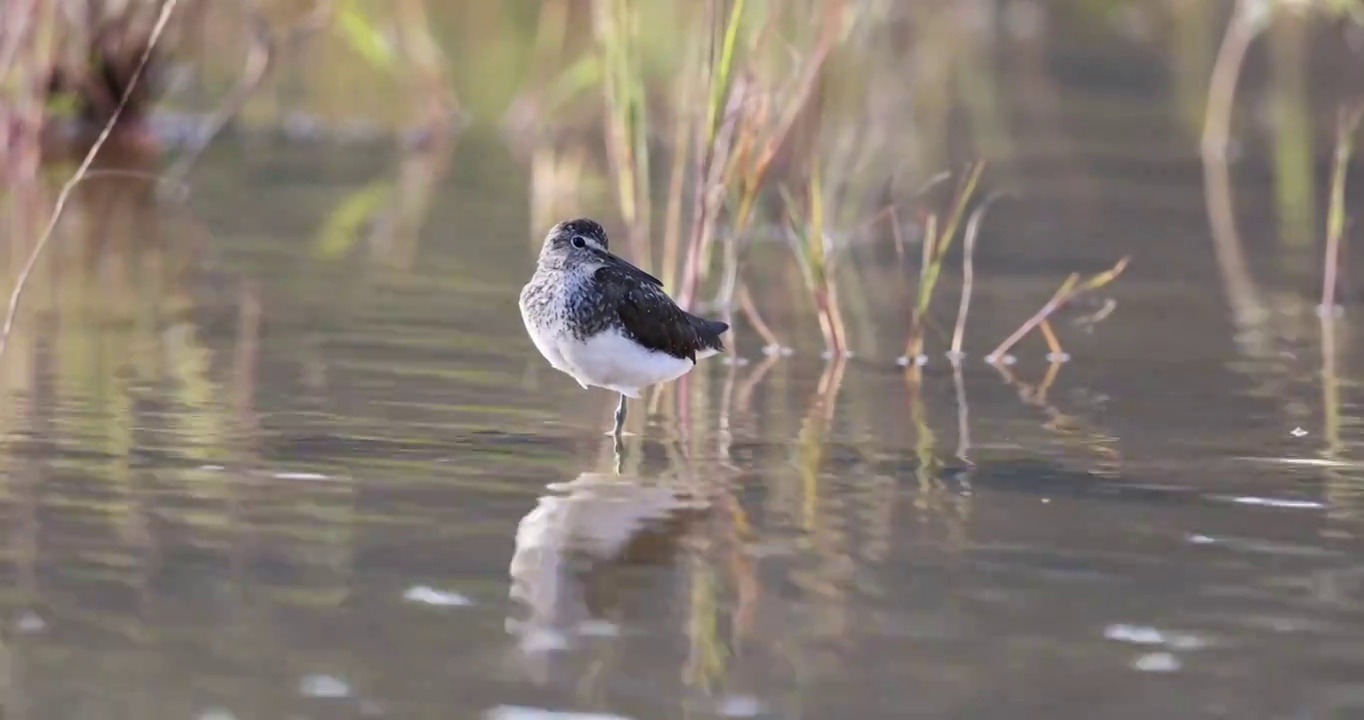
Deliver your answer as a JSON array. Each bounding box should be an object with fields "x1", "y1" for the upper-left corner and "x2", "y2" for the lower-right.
[{"x1": 611, "y1": 393, "x2": 628, "y2": 436}]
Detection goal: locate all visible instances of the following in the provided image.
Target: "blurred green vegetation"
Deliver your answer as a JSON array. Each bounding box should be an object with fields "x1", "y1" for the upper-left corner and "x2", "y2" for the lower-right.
[{"x1": 6, "y1": 0, "x2": 1364, "y2": 274}]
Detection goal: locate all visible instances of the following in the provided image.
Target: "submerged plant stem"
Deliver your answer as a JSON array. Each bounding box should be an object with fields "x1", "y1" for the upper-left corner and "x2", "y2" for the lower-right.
[
  {"x1": 950, "y1": 191, "x2": 1005, "y2": 357},
  {"x1": 1201, "y1": 0, "x2": 1266, "y2": 327},
  {"x1": 736, "y1": 282, "x2": 781, "y2": 350},
  {"x1": 986, "y1": 257, "x2": 1129, "y2": 362},
  {"x1": 1322, "y1": 105, "x2": 1362, "y2": 312},
  {"x1": 1038, "y1": 319, "x2": 1063, "y2": 358},
  {"x1": 906, "y1": 161, "x2": 985, "y2": 361}
]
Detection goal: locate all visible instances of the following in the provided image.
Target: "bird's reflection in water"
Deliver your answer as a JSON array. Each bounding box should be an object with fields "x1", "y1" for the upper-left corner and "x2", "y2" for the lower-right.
[{"x1": 506, "y1": 460, "x2": 711, "y2": 684}]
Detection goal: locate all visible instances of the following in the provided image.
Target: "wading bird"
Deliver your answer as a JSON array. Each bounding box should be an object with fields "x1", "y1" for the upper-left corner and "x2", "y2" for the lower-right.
[{"x1": 518, "y1": 218, "x2": 730, "y2": 436}]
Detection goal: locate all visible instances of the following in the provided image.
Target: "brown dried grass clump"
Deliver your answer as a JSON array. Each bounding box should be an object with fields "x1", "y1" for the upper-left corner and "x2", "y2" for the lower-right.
[{"x1": 2, "y1": 0, "x2": 183, "y2": 178}]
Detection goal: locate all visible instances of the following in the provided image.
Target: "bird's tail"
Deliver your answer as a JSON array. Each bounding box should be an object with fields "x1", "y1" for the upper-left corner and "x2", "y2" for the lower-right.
[{"x1": 689, "y1": 314, "x2": 730, "y2": 352}]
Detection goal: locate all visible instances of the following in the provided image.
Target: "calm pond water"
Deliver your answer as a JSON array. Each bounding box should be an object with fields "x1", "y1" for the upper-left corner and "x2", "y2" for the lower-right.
[{"x1": 5, "y1": 28, "x2": 1364, "y2": 720}]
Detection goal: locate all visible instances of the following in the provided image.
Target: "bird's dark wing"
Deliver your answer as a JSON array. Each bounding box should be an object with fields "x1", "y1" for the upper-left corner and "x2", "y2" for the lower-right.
[
  {"x1": 598, "y1": 251, "x2": 664, "y2": 288},
  {"x1": 593, "y1": 265, "x2": 728, "y2": 362}
]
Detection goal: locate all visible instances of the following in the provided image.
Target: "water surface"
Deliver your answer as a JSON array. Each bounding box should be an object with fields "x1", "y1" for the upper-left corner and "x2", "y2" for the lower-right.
[{"x1": 4, "y1": 33, "x2": 1364, "y2": 720}]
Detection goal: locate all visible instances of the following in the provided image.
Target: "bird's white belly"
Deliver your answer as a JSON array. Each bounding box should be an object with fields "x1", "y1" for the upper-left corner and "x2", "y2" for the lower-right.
[
  {"x1": 557, "y1": 328, "x2": 701, "y2": 397},
  {"x1": 525, "y1": 321, "x2": 572, "y2": 374}
]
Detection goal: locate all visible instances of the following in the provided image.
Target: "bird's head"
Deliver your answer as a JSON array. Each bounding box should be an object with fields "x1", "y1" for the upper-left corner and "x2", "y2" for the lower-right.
[
  {"x1": 536, "y1": 218, "x2": 613, "y2": 269},
  {"x1": 535, "y1": 218, "x2": 664, "y2": 288}
]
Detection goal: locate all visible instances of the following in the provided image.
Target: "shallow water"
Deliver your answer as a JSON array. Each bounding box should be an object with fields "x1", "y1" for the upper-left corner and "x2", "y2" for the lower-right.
[{"x1": 6, "y1": 29, "x2": 1364, "y2": 720}]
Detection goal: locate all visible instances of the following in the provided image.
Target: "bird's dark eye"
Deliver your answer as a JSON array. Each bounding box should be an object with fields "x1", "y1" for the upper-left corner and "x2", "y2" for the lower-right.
[{"x1": 571, "y1": 236, "x2": 587, "y2": 249}]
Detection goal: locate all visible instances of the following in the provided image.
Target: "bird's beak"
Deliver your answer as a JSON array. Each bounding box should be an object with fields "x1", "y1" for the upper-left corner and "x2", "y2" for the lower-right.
[{"x1": 598, "y1": 248, "x2": 664, "y2": 287}]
